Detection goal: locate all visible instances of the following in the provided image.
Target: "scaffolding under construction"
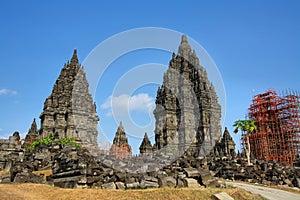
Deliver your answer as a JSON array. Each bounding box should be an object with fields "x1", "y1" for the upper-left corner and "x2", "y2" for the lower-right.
[{"x1": 248, "y1": 89, "x2": 300, "y2": 166}]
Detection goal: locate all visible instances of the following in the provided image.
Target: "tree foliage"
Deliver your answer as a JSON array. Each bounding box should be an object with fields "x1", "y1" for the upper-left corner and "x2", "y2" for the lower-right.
[
  {"x1": 233, "y1": 119, "x2": 257, "y2": 134},
  {"x1": 25, "y1": 133, "x2": 80, "y2": 151},
  {"x1": 233, "y1": 119, "x2": 257, "y2": 166}
]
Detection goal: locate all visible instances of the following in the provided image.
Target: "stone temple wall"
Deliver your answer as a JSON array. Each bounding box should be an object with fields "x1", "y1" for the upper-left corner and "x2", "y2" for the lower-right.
[{"x1": 0, "y1": 134, "x2": 23, "y2": 171}]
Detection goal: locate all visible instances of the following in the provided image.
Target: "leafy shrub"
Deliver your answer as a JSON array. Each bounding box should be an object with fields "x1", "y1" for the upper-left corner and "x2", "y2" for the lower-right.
[{"x1": 25, "y1": 134, "x2": 81, "y2": 151}]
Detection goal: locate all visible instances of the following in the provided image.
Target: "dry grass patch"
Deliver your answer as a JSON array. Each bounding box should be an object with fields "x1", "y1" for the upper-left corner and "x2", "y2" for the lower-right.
[{"x1": 0, "y1": 183, "x2": 266, "y2": 200}]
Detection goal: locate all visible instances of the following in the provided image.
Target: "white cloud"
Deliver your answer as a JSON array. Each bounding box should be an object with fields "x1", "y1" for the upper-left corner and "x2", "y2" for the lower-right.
[
  {"x1": 0, "y1": 88, "x2": 17, "y2": 96},
  {"x1": 101, "y1": 93, "x2": 155, "y2": 116}
]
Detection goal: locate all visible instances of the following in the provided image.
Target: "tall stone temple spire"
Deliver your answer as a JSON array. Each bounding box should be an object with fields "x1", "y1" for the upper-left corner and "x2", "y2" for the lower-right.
[
  {"x1": 178, "y1": 35, "x2": 192, "y2": 58},
  {"x1": 110, "y1": 122, "x2": 132, "y2": 159},
  {"x1": 153, "y1": 35, "x2": 222, "y2": 156},
  {"x1": 39, "y1": 50, "x2": 99, "y2": 148}
]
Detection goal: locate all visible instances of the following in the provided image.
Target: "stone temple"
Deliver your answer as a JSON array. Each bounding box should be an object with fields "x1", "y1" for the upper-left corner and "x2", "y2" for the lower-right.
[
  {"x1": 213, "y1": 127, "x2": 236, "y2": 157},
  {"x1": 39, "y1": 50, "x2": 99, "y2": 147},
  {"x1": 139, "y1": 133, "x2": 153, "y2": 154},
  {"x1": 23, "y1": 118, "x2": 39, "y2": 147},
  {"x1": 153, "y1": 35, "x2": 222, "y2": 157},
  {"x1": 110, "y1": 122, "x2": 132, "y2": 159}
]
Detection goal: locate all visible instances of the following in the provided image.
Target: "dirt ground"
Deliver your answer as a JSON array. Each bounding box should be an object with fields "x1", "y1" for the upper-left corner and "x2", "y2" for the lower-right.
[{"x1": 0, "y1": 183, "x2": 266, "y2": 200}]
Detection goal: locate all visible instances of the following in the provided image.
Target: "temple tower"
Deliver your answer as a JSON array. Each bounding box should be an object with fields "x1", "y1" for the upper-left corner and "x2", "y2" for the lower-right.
[
  {"x1": 139, "y1": 133, "x2": 153, "y2": 154},
  {"x1": 213, "y1": 127, "x2": 236, "y2": 157},
  {"x1": 110, "y1": 122, "x2": 132, "y2": 159},
  {"x1": 23, "y1": 118, "x2": 39, "y2": 147},
  {"x1": 39, "y1": 50, "x2": 99, "y2": 147},
  {"x1": 153, "y1": 35, "x2": 222, "y2": 156}
]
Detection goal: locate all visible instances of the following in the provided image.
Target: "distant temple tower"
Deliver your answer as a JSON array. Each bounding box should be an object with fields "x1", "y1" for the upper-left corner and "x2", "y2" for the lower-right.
[
  {"x1": 139, "y1": 133, "x2": 153, "y2": 154},
  {"x1": 213, "y1": 127, "x2": 236, "y2": 157},
  {"x1": 110, "y1": 122, "x2": 132, "y2": 159},
  {"x1": 153, "y1": 35, "x2": 222, "y2": 156},
  {"x1": 39, "y1": 50, "x2": 99, "y2": 147},
  {"x1": 23, "y1": 118, "x2": 39, "y2": 147}
]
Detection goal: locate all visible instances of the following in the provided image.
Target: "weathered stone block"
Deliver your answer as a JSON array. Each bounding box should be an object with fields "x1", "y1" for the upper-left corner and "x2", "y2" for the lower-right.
[
  {"x1": 183, "y1": 178, "x2": 200, "y2": 188},
  {"x1": 292, "y1": 178, "x2": 300, "y2": 188},
  {"x1": 115, "y1": 181, "x2": 125, "y2": 189},
  {"x1": 158, "y1": 176, "x2": 176, "y2": 188},
  {"x1": 206, "y1": 178, "x2": 219, "y2": 187},
  {"x1": 212, "y1": 192, "x2": 234, "y2": 200},
  {"x1": 126, "y1": 182, "x2": 140, "y2": 189},
  {"x1": 0, "y1": 174, "x2": 11, "y2": 183},
  {"x1": 140, "y1": 180, "x2": 159, "y2": 189},
  {"x1": 102, "y1": 182, "x2": 116, "y2": 190},
  {"x1": 144, "y1": 176, "x2": 158, "y2": 183},
  {"x1": 184, "y1": 168, "x2": 200, "y2": 177},
  {"x1": 198, "y1": 168, "x2": 212, "y2": 186},
  {"x1": 176, "y1": 178, "x2": 185, "y2": 188},
  {"x1": 283, "y1": 178, "x2": 293, "y2": 187}
]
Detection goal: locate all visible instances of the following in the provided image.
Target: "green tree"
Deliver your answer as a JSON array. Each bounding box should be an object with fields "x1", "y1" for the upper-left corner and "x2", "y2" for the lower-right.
[
  {"x1": 233, "y1": 119, "x2": 257, "y2": 166},
  {"x1": 25, "y1": 134, "x2": 80, "y2": 151}
]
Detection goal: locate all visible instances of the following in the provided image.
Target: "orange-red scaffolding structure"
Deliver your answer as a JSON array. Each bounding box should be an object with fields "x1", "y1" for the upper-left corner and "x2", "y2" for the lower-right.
[{"x1": 248, "y1": 89, "x2": 300, "y2": 166}]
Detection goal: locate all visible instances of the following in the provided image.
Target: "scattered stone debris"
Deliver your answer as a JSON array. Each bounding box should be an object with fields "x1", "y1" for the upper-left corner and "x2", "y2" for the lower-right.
[
  {"x1": 212, "y1": 192, "x2": 234, "y2": 200},
  {"x1": 1, "y1": 128, "x2": 300, "y2": 189}
]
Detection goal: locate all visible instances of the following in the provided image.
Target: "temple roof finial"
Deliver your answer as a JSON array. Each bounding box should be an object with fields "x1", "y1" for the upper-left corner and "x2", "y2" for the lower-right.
[
  {"x1": 178, "y1": 34, "x2": 192, "y2": 57},
  {"x1": 118, "y1": 121, "x2": 124, "y2": 131},
  {"x1": 70, "y1": 49, "x2": 79, "y2": 65},
  {"x1": 223, "y1": 127, "x2": 232, "y2": 140},
  {"x1": 139, "y1": 132, "x2": 153, "y2": 154}
]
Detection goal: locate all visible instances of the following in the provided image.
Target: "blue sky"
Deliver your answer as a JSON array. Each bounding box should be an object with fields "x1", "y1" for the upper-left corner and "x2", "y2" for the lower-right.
[{"x1": 0, "y1": 0, "x2": 299, "y2": 154}]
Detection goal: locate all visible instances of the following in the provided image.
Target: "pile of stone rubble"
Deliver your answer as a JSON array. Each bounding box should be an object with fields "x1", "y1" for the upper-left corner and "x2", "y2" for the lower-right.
[{"x1": 1, "y1": 136, "x2": 299, "y2": 189}]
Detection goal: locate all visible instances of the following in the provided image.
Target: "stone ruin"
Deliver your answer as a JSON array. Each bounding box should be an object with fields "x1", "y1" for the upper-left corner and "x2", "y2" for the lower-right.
[
  {"x1": 213, "y1": 127, "x2": 236, "y2": 158},
  {"x1": 0, "y1": 37, "x2": 300, "y2": 189},
  {"x1": 0, "y1": 132, "x2": 22, "y2": 171},
  {"x1": 1, "y1": 126, "x2": 300, "y2": 189}
]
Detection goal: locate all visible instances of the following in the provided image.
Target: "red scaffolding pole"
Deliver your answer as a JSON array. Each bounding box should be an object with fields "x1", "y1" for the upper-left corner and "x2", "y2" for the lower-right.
[{"x1": 248, "y1": 89, "x2": 300, "y2": 166}]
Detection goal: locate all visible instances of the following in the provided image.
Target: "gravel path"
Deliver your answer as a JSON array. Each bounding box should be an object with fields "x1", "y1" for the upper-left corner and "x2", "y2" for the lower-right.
[{"x1": 226, "y1": 182, "x2": 300, "y2": 200}]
